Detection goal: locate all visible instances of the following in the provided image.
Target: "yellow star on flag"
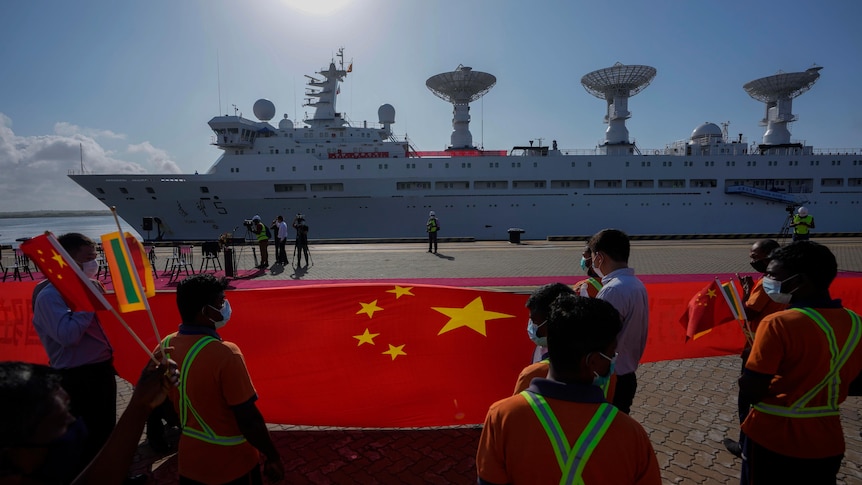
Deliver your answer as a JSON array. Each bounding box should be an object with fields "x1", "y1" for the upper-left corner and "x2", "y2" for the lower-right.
[
  {"x1": 434, "y1": 297, "x2": 514, "y2": 336},
  {"x1": 353, "y1": 328, "x2": 380, "y2": 346},
  {"x1": 707, "y1": 288, "x2": 717, "y2": 298},
  {"x1": 386, "y1": 286, "x2": 414, "y2": 299},
  {"x1": 382, "y1": 343, "x2": 406, "y2": 360},
  {"x1": 357, "y1": 300, "x2": 383, "y2": 318}
]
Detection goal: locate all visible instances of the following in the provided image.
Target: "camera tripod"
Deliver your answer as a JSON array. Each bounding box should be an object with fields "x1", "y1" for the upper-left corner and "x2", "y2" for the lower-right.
[
  {"x1": 292, "y1": 241, "x2": 313, "y2": 267},
  {"x1": 778, "y1": 204, "x2": 798, "y2": 242}
]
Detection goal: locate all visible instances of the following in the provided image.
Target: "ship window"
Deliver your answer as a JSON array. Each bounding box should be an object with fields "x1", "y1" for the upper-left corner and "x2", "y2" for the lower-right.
[
  {"x1": 475, "y1": 181, "x2": 507, "y2": 189},
  {"x1": 587, "y1": 162, "x2": 592, "y2": 167},
  {"x1": 435, "y1": 181, "x2": 469, "y2": 190},
  {"x1": 340, "y1": 165, "x2": 345, "y2": 170},
  {"x1": 571, "y1": 162, "x2": 576, "y2": 168},
  {"x1": 199, "y1": 186, "x2": 209, "y2": 193},
  {"x1": 690, "y1": 179, "x2": 717, "y2": 188},
  {"x1": 594, "y1": 180, "x2": 621, "y2": 188},
  {"x1": 513, "y1": 180, "x2": 546, "y2": 189},
  {"x1": 821, "y1": 178, "x2": 843, "y2": 187},
  {"x1": 512, "y1": 162, "x2": 522, "y2": 168},
  {"x1": 626, "y1": 180, "x2": 654, "y2": 188},
  {"x1": 96, "y1": 188, "x2": 105, "y2": 194},
  {"x1": 658, "y1": 179, "x2": 684, "y2": 188},
  {"x1": 145, "y1": 187, "x2": 155, "y2": 194},
  {"x1": 489, "y1": 162, "x2": 499, "y2": 168},
  {"x1": 428, "y1": 163, "x2": 433, "y2": 168},
  {"x1": 445, "y1": 163, "x2": 449, "y2": 168},
  {"x1": 641, "y1": 161, "x2": 651, "y2": 167},
  {"x1": 625, "y1": 162, "x2": 629, "y2": 167},
  {"x1": 396, "y1": 182, "x2": 431, "y2": 190},
  {"x1": 849, "y1": 178, "x2": 862, "y2": 186},
  {"x1": 832, "y1": 160, "x2": 841, "y2": 166},
  {"x1": 533, "y1": 162, "x2": 538, "y2": 168},
  {"x1": 310, "y1": 183, "x2": 344, "y2": 192},
  {"x1": 357, "y1": 165, "x2": 361, "y2": 169},
  {"x1": 119, "y1": 187, "x2": 129, "y2": 194},
  {"x1": 551, "y1": 180, "x2": 589, "y2": 189},
  {"x1": 461, "y1": 162, "x2": 472, "y2": 168},
  {"x1": 274, "y1": 184, "x2": 306, "y2": 192}
]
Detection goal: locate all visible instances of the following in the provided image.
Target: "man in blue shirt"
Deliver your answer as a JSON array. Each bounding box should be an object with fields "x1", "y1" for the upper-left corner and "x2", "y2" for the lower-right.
[
  {"x1": 589, "y1": 228, "x2": 649, "y2": 414},
  {"x1": 31, "y1": 232, "x2": 117, "y2": 480}
]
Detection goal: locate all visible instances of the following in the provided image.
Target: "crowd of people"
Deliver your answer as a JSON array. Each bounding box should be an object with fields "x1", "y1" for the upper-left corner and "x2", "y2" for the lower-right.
[{"x1": 2, "y1": 227, "x2": 860, "y2": 484}]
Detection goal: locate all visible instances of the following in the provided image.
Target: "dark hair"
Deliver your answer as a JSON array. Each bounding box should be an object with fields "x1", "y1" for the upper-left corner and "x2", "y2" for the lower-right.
[
  {"x1": 546, "y1": 295, "x2": 622, "y2": 373},
  {"x1": 768, "y1": 241, "x2": 837, "y2": 290},
  {"x1": 57, "y1": 232, "x2": 95, "y2": 254},
  {"x1": 753, "y1": 239, "x2": 780, "y2": 254},
  {"x1": 588, "y1": 229, "x2": 630, "y2": 263},
  {"x1": 0, "y1": 362, "x2": 63, "y2": 447},
  {"x1": 176, "y1": 274, "x2": 228, "y2": 323},
  {"x1": 525, "y1": 282, "x2": 575, "y2": 312}
]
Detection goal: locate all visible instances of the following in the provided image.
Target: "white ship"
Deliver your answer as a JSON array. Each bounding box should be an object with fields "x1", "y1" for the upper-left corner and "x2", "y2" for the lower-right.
[{"x1": 70, "y1": 49, "x2": 861, "y2": 242}]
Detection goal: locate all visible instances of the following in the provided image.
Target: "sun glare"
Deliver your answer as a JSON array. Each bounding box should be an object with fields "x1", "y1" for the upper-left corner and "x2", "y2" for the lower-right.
[{"x1": 282, "y1": 0, "x2": 353, "y2": 16}]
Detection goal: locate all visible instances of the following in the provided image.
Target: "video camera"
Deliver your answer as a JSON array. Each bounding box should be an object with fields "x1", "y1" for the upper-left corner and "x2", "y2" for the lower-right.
[
  {"x1": 784, "y1": 204, "x2": 798, "y2": 214},
  {"x1": 243, "y1": 219, "x2": 255, "y2": 228}
]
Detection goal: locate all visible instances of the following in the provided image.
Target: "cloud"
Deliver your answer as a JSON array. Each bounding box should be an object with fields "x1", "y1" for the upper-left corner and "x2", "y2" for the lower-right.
[
  {"x1": 0, "y1": 113, "x2": 182, "y2": 212},
  {"x1": 54, "y1": 121, "x2": 127, "y2": 140}
]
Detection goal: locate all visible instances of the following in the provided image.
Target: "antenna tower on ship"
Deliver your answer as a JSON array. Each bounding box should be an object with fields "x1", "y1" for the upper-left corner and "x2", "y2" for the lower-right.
[
  {"x1": 581, "y1": 63, "x2": 656, "y2": 155},
  {"x1": 743, "y1": 66, "x2": 822, "y2": 150},
  {"x1": 426, "y1": 65, "x2": 496, "y2": 150}
]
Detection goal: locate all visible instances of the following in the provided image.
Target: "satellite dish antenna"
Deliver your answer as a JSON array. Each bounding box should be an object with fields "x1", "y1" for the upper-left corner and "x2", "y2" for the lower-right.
[
  {"x1": 426, "y1": 65, "x2": 496, "y2": 149},
  {"x1": 743, "y1": 66, "x2": 822, "y2": 146},
  {"x1": 581, "y1": 63, "x2": 656, "y2": 147}
]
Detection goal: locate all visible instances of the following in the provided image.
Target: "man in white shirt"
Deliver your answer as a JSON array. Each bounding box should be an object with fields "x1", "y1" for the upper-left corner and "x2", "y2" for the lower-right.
[{"x1": 588, "y1": 228, "x2": 649, "y2": 414}]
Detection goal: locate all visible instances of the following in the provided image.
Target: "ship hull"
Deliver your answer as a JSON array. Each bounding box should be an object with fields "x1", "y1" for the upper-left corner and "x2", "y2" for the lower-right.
[{"x1": 69, "y1": 152, "x2": 862, "y2": 242}]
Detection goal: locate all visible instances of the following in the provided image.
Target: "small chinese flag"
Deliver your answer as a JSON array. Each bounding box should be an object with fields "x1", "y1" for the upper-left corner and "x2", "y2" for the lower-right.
[
  {"x1": 100, "y1": 232, "x2": 154, "y2": 313},
  {"x1": 21, "y1": 233, "x2": 109, "y2": 312},
  {"x1": 679, "y1": 280, "x2": 736, "y2": 341}
]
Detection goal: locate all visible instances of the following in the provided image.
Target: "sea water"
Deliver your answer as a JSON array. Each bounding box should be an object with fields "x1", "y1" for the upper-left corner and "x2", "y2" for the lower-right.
[{"x1": 0, "y1": 216, "x2": 143, "y2": 246}]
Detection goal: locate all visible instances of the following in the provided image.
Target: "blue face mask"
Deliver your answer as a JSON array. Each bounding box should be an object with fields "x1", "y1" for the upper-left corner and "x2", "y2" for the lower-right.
[
  {"x1": 592, "y1": 352, "x2": 617, "y2": 388},
  {"x1": 763, "y1": 274, "x2": 798, "y2": 304},
  {"x1": 526, "y1": 319, "x2": 547, "y2": 347},
  {"x1": 579, "y1": 256, "x2": 590, "y2": 273},
  {"x1": 208, "y1": 299, "x2": 232, "y2": 329}
]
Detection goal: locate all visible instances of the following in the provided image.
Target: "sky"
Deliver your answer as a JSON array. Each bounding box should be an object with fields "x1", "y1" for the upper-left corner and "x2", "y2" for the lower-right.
[{"x1": 1, "y1": 0, "x2": 860, "y2": 212}]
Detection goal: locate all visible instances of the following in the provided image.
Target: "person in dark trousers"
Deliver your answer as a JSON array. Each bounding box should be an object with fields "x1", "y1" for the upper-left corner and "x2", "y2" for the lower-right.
[
  {"x1": 589, "y1": 228, "x2": 649, "y2": 415},
  {"x1": 723, "y1": 239, "x2": 786, "y2": 458},
  {"x1": 426, "y1": 210, "x2": 440, "y2": 253},
  {"x1": 739, "y1": 241, "x2": 862, "y2": 484},
  {"x1": 251, "y1": 215, "x2": 269, "y2": 268},
  {"x1": 160, "y1": 274, "x2": 284, "y2": 484},
  {"x1": 293, "y1": 214, "x2": 310, "y2": 267},
  {"x1": 274, "y1": 215, "x2": 289, "y2": 265},
  {"x1": 30, "y1": 233, "x2": 119, "y2": 482}
]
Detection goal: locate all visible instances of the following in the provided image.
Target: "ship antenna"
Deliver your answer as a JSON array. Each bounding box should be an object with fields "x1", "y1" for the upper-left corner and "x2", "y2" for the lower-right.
[
  {"x1": 217, "y1": 50, "x2": 222, "y2": 115},
  {"x1": 80, "y1": 143, "x2": 84, "y2": 173},
  {"x1": 720, "y1": 121, "x2": 730, "y2": 142}
]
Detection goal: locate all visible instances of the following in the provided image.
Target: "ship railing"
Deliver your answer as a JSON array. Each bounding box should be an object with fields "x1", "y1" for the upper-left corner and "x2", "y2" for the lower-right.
[{"x1": 811, "y1": 148, "x2": 862, "y2": 156}]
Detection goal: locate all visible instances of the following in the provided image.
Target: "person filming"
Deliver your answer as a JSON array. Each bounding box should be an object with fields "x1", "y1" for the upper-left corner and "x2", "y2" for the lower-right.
[{"x1": 292, "y1": 214, "x2": 310, "y2": 267}]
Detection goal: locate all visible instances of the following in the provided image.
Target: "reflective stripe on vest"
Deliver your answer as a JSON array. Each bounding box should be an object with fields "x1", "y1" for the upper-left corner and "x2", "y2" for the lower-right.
[
  {"x1": 587, "y1": 278, "x2": 602, "y2": 292},
  {"x1": 164, "y1": 335, "x2": 248, "y2": 446},
  {"x1": 752, "y1": 308, "x2": 861, "y2": 418},
  {"x1": 521, "y1": 390, "x2": 618, "y2": 485}
]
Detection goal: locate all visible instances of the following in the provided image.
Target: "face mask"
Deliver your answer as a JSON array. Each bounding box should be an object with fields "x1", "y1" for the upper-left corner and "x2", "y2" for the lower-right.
[
  {"x1": 526, "y1": 319, "x2": 547, "y2": 347},
  {"x1": 81, "y1": 259, "x2": 99, "y2": 279},
  {"x1": 31, "y1": 418, "x2": 89, "y2": 483},
  {"x1": 579, "y1": 256, "x2": 590, "y2": 273},
  {"x1": 591, "y1": 352, "x2": 617, "y2": 388},
  {"x1": 208, "y1": 299, "x2": 232, "y2": 329},
  {"x1": 592, "y1": 253, "x2": 605, "y2": 279},
  {"x1": 762, "y1": 274, "x2": 798, "y2": 304},
  {"x1": 750, "y1": 258, "x2": 769, "y2": 273}
]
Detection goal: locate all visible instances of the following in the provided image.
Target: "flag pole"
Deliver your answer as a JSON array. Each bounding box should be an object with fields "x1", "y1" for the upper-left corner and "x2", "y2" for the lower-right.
[
  {"x1": 716, "y1": 277, "x2": 753, "y2": 347},
  {"x1": 109, "y1": 207, "x2": 163, "y2": 348},
  {"x1": 43, "y1": 232, "x2": 159, "y2": 364},
  {"x1": 727, "y1": 278, "x2": 754, "y2": 346}
]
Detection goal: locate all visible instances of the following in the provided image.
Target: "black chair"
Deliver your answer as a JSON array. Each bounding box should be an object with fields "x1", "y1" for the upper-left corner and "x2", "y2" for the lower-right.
[
  {"x1": 199, "y1": 242, "x2": 223, "y2": 273},
  {"x1": 167, "y1": 245, "x2": 195, "y2": 282},
  {"x1": 2, "y1": 248, "x2": 34, "y2": 282}
]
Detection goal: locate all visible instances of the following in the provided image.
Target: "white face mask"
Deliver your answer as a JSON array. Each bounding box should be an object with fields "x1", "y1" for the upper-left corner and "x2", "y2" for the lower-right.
[
  {"x1": 81, "y1": 259, "x2": 99, "y2": 279},
  {"x1": 208, "y1": 300, "x2": 232, "y2": 329},
  {"x1": 592, "y1": 253, "x2": 605, "y2": 279}
]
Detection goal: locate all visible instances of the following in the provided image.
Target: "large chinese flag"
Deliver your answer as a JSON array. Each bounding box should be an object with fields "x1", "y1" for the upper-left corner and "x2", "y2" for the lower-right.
[
  {"x1": 236, "y1": 284, "x2": 531, "y2": 427},
  {"x1": 20, "y1": 233, "x2": 109, "y2": 312},
  {"x1": 679, "y1": 280, "x2": 736, "y2": 340}
]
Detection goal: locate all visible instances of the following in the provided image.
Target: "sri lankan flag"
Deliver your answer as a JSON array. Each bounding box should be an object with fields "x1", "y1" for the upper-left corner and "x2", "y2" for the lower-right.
[{"x1": 100, "y1": 232, "x2": 155, "y2": 313}]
